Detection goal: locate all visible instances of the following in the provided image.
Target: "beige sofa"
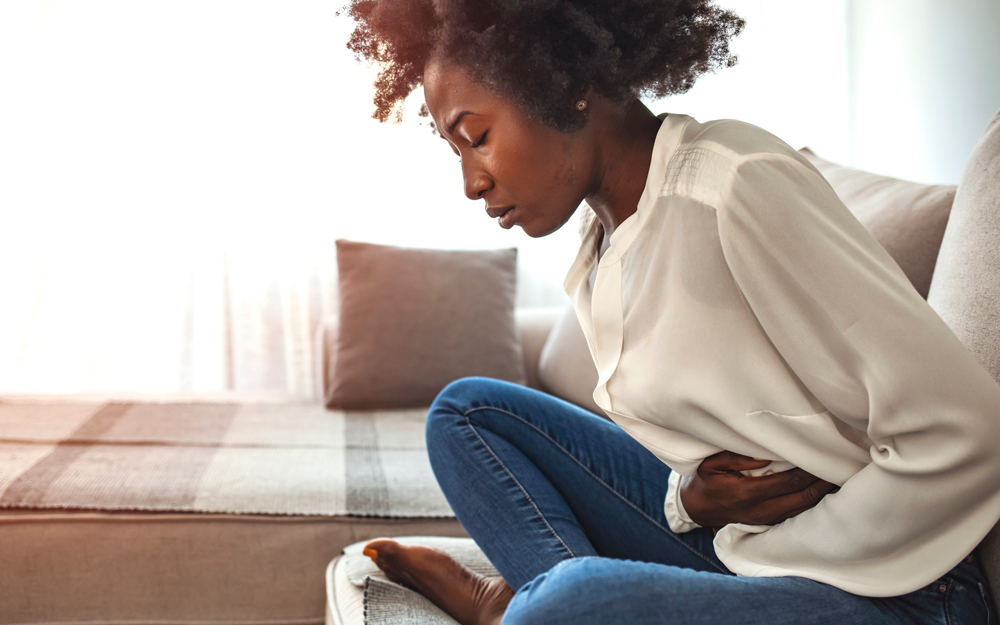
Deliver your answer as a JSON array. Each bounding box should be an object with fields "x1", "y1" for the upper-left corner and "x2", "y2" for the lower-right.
[{"x1": 324, "y1": 107, "x2": 1000, "y2": 624}]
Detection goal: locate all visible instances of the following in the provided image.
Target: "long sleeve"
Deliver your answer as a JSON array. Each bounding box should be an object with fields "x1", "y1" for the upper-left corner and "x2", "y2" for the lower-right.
[
  {"x1": 665, "y1": 471, "x2": 701, "y2": 533},
  {"x1": 712, "y1": 150, "x2": 1000, "y2": 596}
]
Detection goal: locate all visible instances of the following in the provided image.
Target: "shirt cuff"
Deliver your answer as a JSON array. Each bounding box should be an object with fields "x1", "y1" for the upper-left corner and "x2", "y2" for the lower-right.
[{"x1": 664, "y1": 470, "x2": 702, "y2": 533}]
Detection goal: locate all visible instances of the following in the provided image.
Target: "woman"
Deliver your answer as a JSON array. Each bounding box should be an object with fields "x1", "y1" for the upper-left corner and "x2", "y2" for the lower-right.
[{"x1": 344, "y1": 1, "x2": 1000, "y2": 623}]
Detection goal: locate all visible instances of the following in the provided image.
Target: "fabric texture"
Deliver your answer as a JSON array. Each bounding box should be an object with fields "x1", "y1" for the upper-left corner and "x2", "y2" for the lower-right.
[
  {"x1": 0, "y1": 400, "x2": 452, "y2": 518},
  {"x1": 799, "y1": 148, "x2": 955, "y2": 299},
  {"x1": 537, "y1": 305, "x2": 603, "y2": 415},
  {"x1": 927, "y1": 107, "x2": 1000, "y2": 612},
  {"x1": 363, "y1": 578, "x2": 456, "y2": 625},
  {"x1": 327, "y1": 241, "x2": 525, "y2": 410},
  {"x1": 328, "y1": 537, "x2": 499, "y2": 625},
  {"x1": 563, "y1": 113, "x2": 1000, "y2": 596}
]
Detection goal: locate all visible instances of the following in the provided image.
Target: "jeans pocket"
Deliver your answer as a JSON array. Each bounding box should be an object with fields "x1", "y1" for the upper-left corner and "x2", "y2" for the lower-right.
[
  {"x1": 979, "y1": 582, "x2": 995, "y2": 625},
  {"x1": 945, "y1": 576, "x2": 994, "y2": 625}
]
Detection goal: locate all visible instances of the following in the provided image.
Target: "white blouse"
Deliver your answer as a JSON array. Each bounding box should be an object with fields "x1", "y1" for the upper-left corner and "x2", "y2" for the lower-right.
[{"x1": 564, "y1": 113, "x2": 1000, "y2": 597}]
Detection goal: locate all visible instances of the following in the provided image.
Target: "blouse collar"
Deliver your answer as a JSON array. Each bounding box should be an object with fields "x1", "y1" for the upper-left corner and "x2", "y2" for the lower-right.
[{"x1": 563, "y1": 113, "x2": 692, "y2": 297}]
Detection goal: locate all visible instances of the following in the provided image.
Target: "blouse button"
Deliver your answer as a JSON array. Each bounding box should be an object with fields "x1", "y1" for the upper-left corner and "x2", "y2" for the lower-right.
[
  {"x1": 966, "y1": 555, "x2": 975, "y2": 563},
  {"x1": 938, "y1": 584, "x2": 948, "y2": 593}
]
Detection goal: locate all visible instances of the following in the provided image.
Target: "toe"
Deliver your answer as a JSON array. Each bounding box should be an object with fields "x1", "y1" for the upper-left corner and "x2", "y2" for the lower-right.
[{"x1": 363, "y1": 538, "x2": 401, "y2": 562}]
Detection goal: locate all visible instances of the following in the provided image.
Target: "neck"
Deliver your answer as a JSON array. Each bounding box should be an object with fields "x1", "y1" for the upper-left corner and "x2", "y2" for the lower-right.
[{"x1": 584, "y1": 99, "x2": 662, "y2": 242}]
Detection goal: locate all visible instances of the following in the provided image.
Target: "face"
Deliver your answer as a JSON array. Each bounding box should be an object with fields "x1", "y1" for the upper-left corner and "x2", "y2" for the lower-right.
[{"x1": 422, "y1": 57, "x2": 599, "y2": 237}]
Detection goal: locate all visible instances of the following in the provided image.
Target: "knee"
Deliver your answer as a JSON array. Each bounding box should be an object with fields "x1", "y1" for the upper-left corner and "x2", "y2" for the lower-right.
[
  {"x1": 426, "y1": 377, "x2": 496, "y2": 459},
  {"x1": 504, "y1": 559, "x2": 607, "y2": 625}
]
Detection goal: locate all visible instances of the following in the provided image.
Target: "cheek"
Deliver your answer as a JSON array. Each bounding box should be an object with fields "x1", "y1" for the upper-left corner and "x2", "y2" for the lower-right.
[
  {"x1": 498, "y1": 131, "x2": 586, "y2": 200},
  {"x1": 556, "y1": 162, "x2": 578, "y2": 189},
  {"x1": 542, "y1": 153, "x2": 581, "y2": 194},
  {"x1": 550, "y1": 137, "x2": 587, "y2": 190}
]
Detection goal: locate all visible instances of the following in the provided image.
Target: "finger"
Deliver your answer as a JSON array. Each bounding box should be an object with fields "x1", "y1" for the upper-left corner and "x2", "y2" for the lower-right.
[
  {"x1": 737, "y1": 468, "x2": 823, "y2": 501},
  {"x1": 758, "y1": 479, "x2": 838, "y2": 521},
  {"x1": 701, "y1": 450, "x2": 772, "y2": 473}
]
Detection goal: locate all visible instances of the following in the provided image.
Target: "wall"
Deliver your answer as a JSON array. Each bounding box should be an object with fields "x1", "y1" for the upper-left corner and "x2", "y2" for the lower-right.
[
  {"x1": 651, "y1": 0, "x2": 853, "y2": 165},
  {"x1": 847, "y1": 0, "x2": 1000, "y2": 184}
]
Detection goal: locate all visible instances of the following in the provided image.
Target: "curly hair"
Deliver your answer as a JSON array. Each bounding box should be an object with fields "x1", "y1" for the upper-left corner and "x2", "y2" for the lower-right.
[{"x1": 344, "y1": 0, "x2": 744, "y2": 131}]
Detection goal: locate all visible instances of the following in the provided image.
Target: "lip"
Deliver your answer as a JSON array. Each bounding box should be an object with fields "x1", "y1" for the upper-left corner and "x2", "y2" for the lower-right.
[
  {"x1": 486, "y1": 205, "x2": 514, "y2": 219},
  {"x1": 497, "y1": 206, "x2": 517, "y2": 229}
]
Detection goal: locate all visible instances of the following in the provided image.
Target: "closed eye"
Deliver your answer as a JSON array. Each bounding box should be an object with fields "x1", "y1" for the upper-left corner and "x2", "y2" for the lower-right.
[{"x1": 471, "y1": 130, "x2": 489, "y2": 149}]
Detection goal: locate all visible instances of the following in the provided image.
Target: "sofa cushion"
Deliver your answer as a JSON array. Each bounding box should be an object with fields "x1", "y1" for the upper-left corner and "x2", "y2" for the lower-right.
[
  {"x1": 0, "y1": 400, "x2": 452, "y2": 518},
  {"x1": 328, "y1": 241, "x2": 525, "y2": 410},
  {"x1": 926, "y1": 107, "x2": 1000, "y2": 608},
  {"x1": 538, "y1": 305, "x2": 603, "y2": 416},
  {"x1": 0, "y1": 399, "x2": 466, "y2": 625},
  {"x1": 327, "y1": 537, "x2": 495, "y2": 625},
  {"x1": 799, "y1": 149, "x2": 956, "y2": 299}
]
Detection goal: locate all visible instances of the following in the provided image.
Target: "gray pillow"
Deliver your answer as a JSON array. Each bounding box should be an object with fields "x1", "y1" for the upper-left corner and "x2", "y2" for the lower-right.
[
  {"x1": 799, "y1": 148, "x2": 956, "y2": 299},
  {"x1": 326, "y1": 240, "x2": 525, "y2": 410}
]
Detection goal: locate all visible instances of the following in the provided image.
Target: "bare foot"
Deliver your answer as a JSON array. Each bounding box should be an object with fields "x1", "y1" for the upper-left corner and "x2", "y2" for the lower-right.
[{"x1": 363, "y1": 538, "x2": 513, "y2": 625}]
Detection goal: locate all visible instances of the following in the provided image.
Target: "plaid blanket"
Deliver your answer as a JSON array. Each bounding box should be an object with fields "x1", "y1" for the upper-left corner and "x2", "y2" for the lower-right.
[{"x1": 0, "y1": 401, "x2": 453, "y2": 518}]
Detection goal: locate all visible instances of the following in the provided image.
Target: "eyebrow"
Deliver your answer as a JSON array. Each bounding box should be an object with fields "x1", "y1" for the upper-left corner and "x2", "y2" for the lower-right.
[{"x1": 446, "y1": 111, "x2": 479, "y2": 134}]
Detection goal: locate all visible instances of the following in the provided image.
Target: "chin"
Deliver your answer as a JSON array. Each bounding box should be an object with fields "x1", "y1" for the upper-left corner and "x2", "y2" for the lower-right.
[
  {"x1": 520, "y1": 207, "x2": 578, "y2": 238},
  {"x1": 519, "y1": 219, "x2": 564, "y2": 238},
  {"x1": 517, "y1": 207, "x2": 576, "y2": 239}
]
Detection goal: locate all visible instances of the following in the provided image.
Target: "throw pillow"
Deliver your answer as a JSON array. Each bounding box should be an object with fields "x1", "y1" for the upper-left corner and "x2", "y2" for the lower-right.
[
  {"x1": 799, "y1": 148, "x2": 956, "y2": 299},
  {"x1": 538, "y1": 304, "x2": 603, "y2": 416},
  {"x1": 327, "y1": 240, "x2": 525, "y2": 410}
]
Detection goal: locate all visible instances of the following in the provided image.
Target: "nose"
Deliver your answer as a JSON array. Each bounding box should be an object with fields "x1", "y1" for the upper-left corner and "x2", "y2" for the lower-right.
[{"x1": 462, "y1": 161, "x2": 493, "y2": 200}]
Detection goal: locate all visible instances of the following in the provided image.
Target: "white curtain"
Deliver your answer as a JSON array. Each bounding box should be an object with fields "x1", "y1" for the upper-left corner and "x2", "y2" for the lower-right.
[{"x1": 0, "y1": 0, "x2": 850, "y2": 396}]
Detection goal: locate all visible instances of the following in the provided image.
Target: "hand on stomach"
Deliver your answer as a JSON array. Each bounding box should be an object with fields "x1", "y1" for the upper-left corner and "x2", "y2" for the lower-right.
[{"x1": 680, "y1": 451, "x2": 837, "y2": 529}]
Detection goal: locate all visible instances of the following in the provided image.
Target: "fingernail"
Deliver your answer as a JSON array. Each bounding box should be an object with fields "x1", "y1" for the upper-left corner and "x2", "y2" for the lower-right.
[{"x1": 363, "y1": 547, "x2": 378, "y2": 560}]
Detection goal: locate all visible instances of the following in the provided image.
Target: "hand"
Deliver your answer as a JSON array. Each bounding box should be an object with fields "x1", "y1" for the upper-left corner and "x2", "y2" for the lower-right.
[{"x1": 679, "y1": 451, "x2": 838, "y2": 529}]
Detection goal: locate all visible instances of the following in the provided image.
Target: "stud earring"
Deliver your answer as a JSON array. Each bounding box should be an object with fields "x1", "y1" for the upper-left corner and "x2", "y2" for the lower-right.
[{"x1": 575, "y1": 99, "x2": 588, "y2": 111}]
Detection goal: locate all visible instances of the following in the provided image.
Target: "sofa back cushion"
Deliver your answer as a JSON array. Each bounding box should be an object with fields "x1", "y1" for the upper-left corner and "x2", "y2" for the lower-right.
[
  {"x1": 926, "y1": 108, "x2": 1000, "y2": 606},
  {"x1": 800, "y1": 149, "x2": 956, "y2": 299},
  {"x1": 327, "y1": 240, "x2": 525, "y2": 410}
]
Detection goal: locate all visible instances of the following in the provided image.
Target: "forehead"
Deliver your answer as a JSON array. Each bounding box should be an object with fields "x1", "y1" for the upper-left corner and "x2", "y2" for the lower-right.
[{"x1": 422, "y1": 58, "x2": 497, "y2": 129}]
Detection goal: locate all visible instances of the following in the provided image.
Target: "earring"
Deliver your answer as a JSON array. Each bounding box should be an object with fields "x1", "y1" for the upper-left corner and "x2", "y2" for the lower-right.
[{"x1": 575, "y1": 99, "x2": 588, "y2": 111}]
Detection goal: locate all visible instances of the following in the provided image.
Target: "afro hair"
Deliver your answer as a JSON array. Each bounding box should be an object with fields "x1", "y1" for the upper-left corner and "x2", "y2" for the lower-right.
[{"x1": 344, "y1": 0, "x2": 744, "y2": 131}]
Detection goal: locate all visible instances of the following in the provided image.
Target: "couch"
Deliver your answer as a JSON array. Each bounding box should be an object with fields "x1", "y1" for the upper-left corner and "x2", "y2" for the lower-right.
[{"x1": 2, "y1": 107, "x2": 997, "y2": 625}]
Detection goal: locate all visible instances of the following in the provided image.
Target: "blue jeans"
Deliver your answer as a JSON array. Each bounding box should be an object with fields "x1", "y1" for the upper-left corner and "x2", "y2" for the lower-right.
[{"x1": 426, "y1": 377, "x2": 995, "y2": 625}]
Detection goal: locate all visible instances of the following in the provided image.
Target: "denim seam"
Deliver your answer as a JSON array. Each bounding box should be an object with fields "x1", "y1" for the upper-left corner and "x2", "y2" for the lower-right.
[
  {"x1": 461, "y1": 413, "x2": 578, "y2": 560},
  {"x1": 943, "y1": 579, "x2": 954, "y2": 625},
  {"x1": 978, "y1": 582, "x2": 991, "y2": 625},
  {"x1": 463, "y1": 405, "x2": 725, "y2": 574}
]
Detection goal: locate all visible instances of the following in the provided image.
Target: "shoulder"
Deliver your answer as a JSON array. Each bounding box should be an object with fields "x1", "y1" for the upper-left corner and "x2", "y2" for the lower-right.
[
  {"x1": 682, "y1": 118, "x2": 794, "y2": 159},
  {"x1": 654, "y1": 116, "x2": 829, "y2": 211}
]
